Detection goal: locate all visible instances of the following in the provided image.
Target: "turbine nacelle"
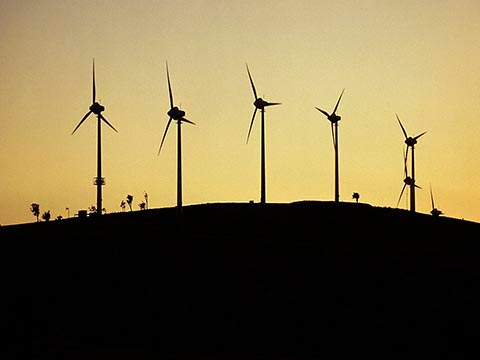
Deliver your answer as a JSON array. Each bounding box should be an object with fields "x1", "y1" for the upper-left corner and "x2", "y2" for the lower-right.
[
  {"x1": 328, "y1": 113, "x2": 341, "y2": 123},
  {"x1": 403, "y1": 176, "x2": 414, "y2": 186},
  {"x1": 254, "y1": 98, "x2": 268, "y2": 109},
  {"x1": 89, "y1": 102, "x2": 105, "y2": 115},
  {"x1": 404, "y1": 136, "x2": 418, "y2": 147},
  {"x1": 253, "y1": 98, "x2": 281, "y2": 110},
  {"x1": 403, "y1": 176, "x2": 421, "y2": 188},
  {"x1": 168, "y1": 106, "x2": 186, "y2": 120},
  {"x1": 315, "y1": 107, "x2": 341, "y2": 123}
]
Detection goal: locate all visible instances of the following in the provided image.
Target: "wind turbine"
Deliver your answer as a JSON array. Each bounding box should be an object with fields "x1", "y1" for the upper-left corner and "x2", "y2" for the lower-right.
[
  {"x1": 429, "y1": 183, "x2": 443, "y2": 217},
  {"x1": 71, "y1": 59, "x2": 118, "y2": 217},
  {"x1": 245, "y1": 63, "x2": 281, "y2": 205},
  {"x1": 158, "y1": 61, "x2": 195, "y2": 219},
  {"x1": 396, "y1": 113, "x2": 426, "y2": 213},
  {"x1": 397, "y1": 147, "x2": 421, "y2": 209},
  {"x1": 315, "y1": 88, "x2": 345, "y2": 203}
]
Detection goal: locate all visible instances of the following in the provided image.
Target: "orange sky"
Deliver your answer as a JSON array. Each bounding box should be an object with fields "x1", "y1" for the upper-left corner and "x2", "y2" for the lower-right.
[{"x1": 1, "y1": 0, "x2": 480, "y2": 225}]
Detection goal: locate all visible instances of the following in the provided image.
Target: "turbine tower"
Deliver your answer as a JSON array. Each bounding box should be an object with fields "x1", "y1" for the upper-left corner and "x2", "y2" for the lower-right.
[
  {"x1": 245, "y1": 63, "x2": 281, "y2": 205},
  {"x1": 315, "y1": 88, "x2": 345, "y2": 203},
  {"x1": 158, "y1": 61, "x2": 195, "y2": 219},
  {"x1": 397, "y1": 147, "x2": 421, "y2": 209},
  {"x1": 396, "y1": 113, "x2": 426, "y2": 213},
  {"x1": 71, "y1": 59, "x2": 118, "y2": 216}
]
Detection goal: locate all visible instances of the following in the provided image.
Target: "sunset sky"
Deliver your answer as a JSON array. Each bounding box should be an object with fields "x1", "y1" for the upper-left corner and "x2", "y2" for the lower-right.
[{"x1": 1, "y1": 0, "x2": 480, "y2": 225}]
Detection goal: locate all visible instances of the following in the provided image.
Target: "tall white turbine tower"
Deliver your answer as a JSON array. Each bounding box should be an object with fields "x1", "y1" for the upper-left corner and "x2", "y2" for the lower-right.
[
  {"x1": 158, "y1": 62, "x2": 196, "y2": 220},
  {"x1": 245, "y1": 63, "x2": 281, "y2": 205},
  {"x1": 315, "y1": 89, "x2": 345, "y2": 203},
  {"x1": 71, "y1": 59, "x2": 118, "y2": 216}
]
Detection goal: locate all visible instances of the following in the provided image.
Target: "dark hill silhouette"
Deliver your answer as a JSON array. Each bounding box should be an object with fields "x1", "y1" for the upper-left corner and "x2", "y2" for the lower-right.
[{"x1": 1, "y1": 201, "x2": 480, "y2": 358}]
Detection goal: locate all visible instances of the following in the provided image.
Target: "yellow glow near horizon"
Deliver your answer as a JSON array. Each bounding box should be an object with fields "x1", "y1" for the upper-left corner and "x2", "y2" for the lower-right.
[{"x1": 1, "y1": 0, "x2": 480, "y2": 225}]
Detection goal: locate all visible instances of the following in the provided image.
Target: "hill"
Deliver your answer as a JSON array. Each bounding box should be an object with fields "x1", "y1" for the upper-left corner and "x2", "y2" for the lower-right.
[{"x1": 1, "y1": 201, "x2": 480, "y2": 358}]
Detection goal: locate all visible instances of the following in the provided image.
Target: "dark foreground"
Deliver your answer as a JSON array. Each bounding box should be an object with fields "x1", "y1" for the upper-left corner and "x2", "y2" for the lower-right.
[{"x1": 1, "y1": 201, "x2": 480, "y2": 358}]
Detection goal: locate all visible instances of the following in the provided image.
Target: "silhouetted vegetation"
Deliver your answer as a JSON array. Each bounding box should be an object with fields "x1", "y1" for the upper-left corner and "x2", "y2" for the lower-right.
[
  {"x1": 30, "y1": 203, "x2": 40, "y2": 222},
  {"x1": 41, "y1": 210, "x2": 51, "y2": 222},
  {"x1": 2, "y1": 201, "x2": 480, "y2": 358},
  {"x1": 126, "y1": 194, "x2": 133, "y2": 211},
  {"x1": 352, "y1": 191, "x2": 360, "y2": 202}
]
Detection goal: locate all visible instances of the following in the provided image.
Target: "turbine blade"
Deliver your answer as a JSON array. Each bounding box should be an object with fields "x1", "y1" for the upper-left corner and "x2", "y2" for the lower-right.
[
  {"x1": 430, "y1": 184, "x2": 435, "y2": 209},
  {"x1": 92, "y1": 58, "x2": 96, "y2": 103},
  {"x1": 405, "y1": 146, "x2": 410, "y2": 174},
  {"x1": 265, "y1": 102, "x2": 282, "y2": 107},
  {"x1": 246, "y1": 63, "x2": 258, "y2": 100},
  {"x1": 71, "y1": 110, "x2": 92, "y2": 135},
  {"x1": 158, "y1": 117, "x2": 173, "y2": 155},
  {"x1": 396, "y1": 113, "x2": 408, "y2": 139},
  {"x1": 315, "y1": 107, "x2": 330, "y2": 118},
  {"x1": 246, "y1": 107, "x2": 257, "y2": 144},
  {"x1": 181, "y1": 117, "x2": 196, "y2": 125},
  {"x1": 330, "y1": 122, "x2": 336, "y2": 149},
  {"x1": 100, "y1": 114, "x2": 118, "y2": 133},
  {"x1": 403, "y1": 147, "x2": 408, "y2": 177},
  {"x1": 415, "y1": 184, "x2": 422, "y2": 189},
  {"x1": 166, "y1": 61, "x2": 174, "y2": 109},
  {"x1": 413, "y1": 131, "x2": 427, "y2": 141},
  {"x1": 397, "y1": 183, "x2": 407, "y2": 208},
  {"x1": 332, "y1": 88, "x2": 345, "y2": 115}
]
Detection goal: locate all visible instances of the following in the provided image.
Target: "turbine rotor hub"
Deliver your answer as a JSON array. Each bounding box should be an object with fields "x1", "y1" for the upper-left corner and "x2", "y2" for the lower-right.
[
  {"x1": 405, "y1": 137, "x2": 417, "y2": 146},
  {"x1": 168, "y1": 106, "x2": 185, "y2": 120},
  {"x1": 90, "y1": 102, "x2": 105, "y2": 115},
  {"x1": 404, "y1": 177, "x2": 414, "y2": 185},
  {"x1": 254, "y1": 98, "x2": 267, "y2": 109},
  {"x1": 329, "y1": 114, "x2": 341, "y2": 123}
]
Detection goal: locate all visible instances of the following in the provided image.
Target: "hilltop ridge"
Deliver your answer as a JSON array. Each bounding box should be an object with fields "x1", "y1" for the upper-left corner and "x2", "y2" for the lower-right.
[
  {"x1": 3, "y1": 200, "x2": 478, "y2": 254},
  {"x1": 1, "y1": 200, "x2": 480, "y2": 358}
]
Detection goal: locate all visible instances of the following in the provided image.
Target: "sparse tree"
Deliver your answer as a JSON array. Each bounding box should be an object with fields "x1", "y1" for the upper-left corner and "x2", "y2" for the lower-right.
[
  {"x1": 139, "y1": 201, "x2": 146, "y2": 210},
  {"x1": 88, "y1": 205, "x2": 97, "y2": 215},
  {"x1": 30, "y1": 203, "x2": 40, "y2": 222},
  {"x1": 56, "y1": 215, "x2": 63, "y2": 221},
  {"x1": 352, "y1": 192, "x2": 360, "y2": 203},
  {"x1": 41, "y1": 210, "x2": 51, "y2": 222},
  {"x1": 120, "y1": 200, "x2": 126, "y2": 212},
  {"x1": 126, "y1": 194, "x2": 134, "y2": 212}
]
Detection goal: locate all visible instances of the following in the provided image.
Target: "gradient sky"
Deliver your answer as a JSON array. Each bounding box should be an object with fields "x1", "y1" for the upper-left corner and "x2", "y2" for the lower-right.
[{"x1": 1, "y1": 0, "x2": 480, "y2": 225}]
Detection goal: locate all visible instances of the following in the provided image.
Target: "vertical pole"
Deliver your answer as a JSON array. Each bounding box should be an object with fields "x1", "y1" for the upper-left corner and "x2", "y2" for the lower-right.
[
  {"x1": 334, "y1": 122, "x2": 339, "y2": 203},
  {"x1": 177, "y1": 120, "x2": 183, "y2": 219},
  {"x1": 410, "y1": 146, "x2": 415, "y2": 212},
  {"x1": 97, "y1": 115, "x2": 102, "y2": 216},
  {"x1": 260, "y1": 109, "x2": 266, "y2": 204}
]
